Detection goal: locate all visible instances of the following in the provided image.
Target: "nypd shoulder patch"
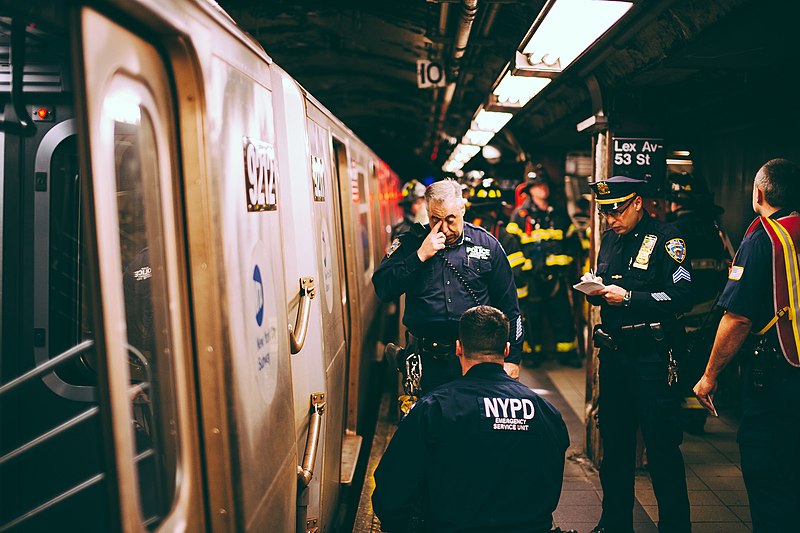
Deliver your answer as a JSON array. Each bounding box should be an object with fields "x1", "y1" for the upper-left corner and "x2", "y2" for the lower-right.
[
  {"x1": 665, "y1": 238, "x2": 687, "y2": 263},
  {"x1": 386, "y1": 238, "x2": 401, "y2": 258}
]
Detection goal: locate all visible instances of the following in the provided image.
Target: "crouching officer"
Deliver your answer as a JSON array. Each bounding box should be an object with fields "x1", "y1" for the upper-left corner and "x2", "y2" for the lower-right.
[
  {"x1": 584, "y1": 176, "x2": 692, "y2": 533},
  {"x1": 373, "y1": 179, "x2": 523, "y2": 394},
  {"x1": 372, "y1": 306, "x2": 572, "y2": 533},
  {"x1": 694, "y1": 159, "x2": 800, "y2": 532}
]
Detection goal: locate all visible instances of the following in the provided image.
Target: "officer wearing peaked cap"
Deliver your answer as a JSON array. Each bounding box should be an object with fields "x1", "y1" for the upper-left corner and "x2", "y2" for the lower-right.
[{"x1": 583, "y1": 176, "x2": 693, "y2": 533}]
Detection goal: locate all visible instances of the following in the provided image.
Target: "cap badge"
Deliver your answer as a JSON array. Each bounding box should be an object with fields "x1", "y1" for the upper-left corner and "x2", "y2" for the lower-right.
[{"x1": 596, "y1": 181, "x2": 610, "y2": 195}]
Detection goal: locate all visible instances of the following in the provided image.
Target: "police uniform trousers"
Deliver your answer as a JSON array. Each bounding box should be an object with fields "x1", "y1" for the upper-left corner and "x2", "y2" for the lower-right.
[
  {"x1": 524, "y1": 279, "x2": 579, "y2": 363},
  {"x1": 737, "y1": 356, "x2": 800, "y2": 532},
  {"x1": 598, "y1": 335, "x2": 691, "y2": 533}
]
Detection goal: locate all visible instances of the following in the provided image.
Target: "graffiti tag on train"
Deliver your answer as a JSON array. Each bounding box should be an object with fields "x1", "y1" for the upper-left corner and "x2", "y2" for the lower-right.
[{"x1": 243, "y1": 137, "x2": 278, "y2": 211}]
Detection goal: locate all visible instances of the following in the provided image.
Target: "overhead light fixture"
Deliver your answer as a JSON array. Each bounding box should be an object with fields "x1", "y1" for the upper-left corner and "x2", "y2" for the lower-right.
[
  {"x1": 492, "y1": 70, "x2": 551, "y2": 107},
  {"x1": 515, "y1": 0, "x2": 632, "y2": 75},
  {"x1": 472, "y1": 107, "x2": 513, "y2": 133},
  {"x1": 463, "y1": 129, "x2": 495, "y2": 147}
]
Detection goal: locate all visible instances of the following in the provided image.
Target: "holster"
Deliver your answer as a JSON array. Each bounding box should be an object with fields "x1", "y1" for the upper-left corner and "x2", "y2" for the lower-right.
[
  {"x1": 592, "y1": 324, "x2": 618, "y2": 351},
  {"x1": 384, "y1": 342, "x2": 405, "y2": 373}
]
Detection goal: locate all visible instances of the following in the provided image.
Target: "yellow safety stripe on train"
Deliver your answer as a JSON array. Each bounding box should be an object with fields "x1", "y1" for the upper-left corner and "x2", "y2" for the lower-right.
[
  {"x1": 556, "y1": 340, "x2": 577, "y2": 352},
  {"x1": 516, "y1": 285, "x2": 529, "y2": 299},
  {"x1": 546, "y1": 254, "x2": 574, "y2": 266},
  {"x1": 507, "y1": 251, "x2": 526, "y2": 268},
  {"x1": 522, "y1": 259, "x2": 533, "y2": 271}
]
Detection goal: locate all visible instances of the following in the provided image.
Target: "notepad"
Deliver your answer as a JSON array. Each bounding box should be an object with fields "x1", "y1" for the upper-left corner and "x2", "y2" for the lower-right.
[{"x1": 572, "y1": 280, "x2": 606, "y2": 295}]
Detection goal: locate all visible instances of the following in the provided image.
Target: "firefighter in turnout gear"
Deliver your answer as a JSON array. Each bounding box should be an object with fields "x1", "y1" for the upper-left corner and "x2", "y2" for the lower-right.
[
  {"x1": 392, "y1": 180, "x2": 428, "y2": 239},
  {"x1": 506, "y1": 168, "x2": 582, "y2": 367},
  {"x1": 466, "y1": 177, "x2": 507, "y2": 238},
  {"x1": 667, "y1": 172, "x2": 731, "y2": 433}
]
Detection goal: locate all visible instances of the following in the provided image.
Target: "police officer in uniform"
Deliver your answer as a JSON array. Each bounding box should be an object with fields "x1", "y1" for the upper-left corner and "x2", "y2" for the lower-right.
[
  {"x1": 506, "y1": 169, "x2": 582, "y2": 367},
  {"x1": 392, "y1": 180, "x2": 428, "y2": 239},
  {"x1": 373, "y1": 179, "x2": 523, "y2": 392},
  {"x1": 584, "y1": 176, "x2": 692, "y2": 533},
  {"x1": 666, "y1": 172, "x2": 731, "y2": 432},
  {"x1": 372, "y1": 306, "x2": 572, "y2": 533},
  {"x1": 694, "y1": 159, "x2": 800, "y2": 532}
]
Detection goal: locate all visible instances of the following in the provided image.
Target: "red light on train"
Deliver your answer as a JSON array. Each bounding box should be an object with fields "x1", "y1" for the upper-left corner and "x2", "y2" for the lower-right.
[{"x1": 32, "y1": 106, "x2": 54, "y2": 122}]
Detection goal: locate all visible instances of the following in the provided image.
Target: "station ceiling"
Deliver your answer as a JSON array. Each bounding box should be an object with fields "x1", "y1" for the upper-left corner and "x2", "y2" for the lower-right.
[{"x1": 219, "y1": 0, "x2": 800, "y2": 180}]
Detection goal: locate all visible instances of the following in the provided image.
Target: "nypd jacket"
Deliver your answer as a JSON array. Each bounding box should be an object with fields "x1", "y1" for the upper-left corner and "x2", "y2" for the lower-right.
[
  {"x1": 372, "y1": 222, "x2": 523, "y2": 363},
  {"x1": 372, "y1": 363, "x2": 570, "y2": 533}
]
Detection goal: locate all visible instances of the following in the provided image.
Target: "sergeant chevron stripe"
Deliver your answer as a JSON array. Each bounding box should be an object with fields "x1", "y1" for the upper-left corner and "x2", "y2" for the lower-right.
[{"x1": 672, "y1": 266, "x2": 691, "y2": 283}]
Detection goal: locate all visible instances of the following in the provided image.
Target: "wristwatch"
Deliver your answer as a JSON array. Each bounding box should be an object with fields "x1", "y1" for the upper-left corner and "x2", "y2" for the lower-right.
[{"x1": 622, "y1": 290, "x2": 632, "y2": 306}]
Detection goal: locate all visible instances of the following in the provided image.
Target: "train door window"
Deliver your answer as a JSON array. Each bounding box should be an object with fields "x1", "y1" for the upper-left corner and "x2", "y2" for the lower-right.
[
  {"x1": 80, "y1": 9, "x2": 197, "y2": 530},
  {"x1": 355, "y1": 160, "x2": 373, "y2": 275}
]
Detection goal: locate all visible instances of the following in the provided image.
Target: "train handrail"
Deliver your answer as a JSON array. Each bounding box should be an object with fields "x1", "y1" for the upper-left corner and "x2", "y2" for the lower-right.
[
  {"x1": 0, "y1": 339, "x2": 95, "y2": 397},
  {"x1": 297, "y1": 392, "x2": 326, "y2": 487},
  {"x1": 289, "y1": 276, "x2": 316, "y2": 354},
  {"x1": 0, "y1": 442, "x2": 159, "y2": 532}
]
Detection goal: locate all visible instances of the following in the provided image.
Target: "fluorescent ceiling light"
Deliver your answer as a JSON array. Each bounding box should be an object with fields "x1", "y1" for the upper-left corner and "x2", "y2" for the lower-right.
[
  {"x1": 493, "y1": 72, "x2": 551, "y2": 106},
  {"x1": 666, "y1": 159, "x2": 694, "y2": 166},
  {"x1": 521, "y1": 0, "x2": 632, "y2": 72},
  {"x1": 443, "y1": 160, "x2": 464, "y2": 172},
  {"x1": 454, "y1": 144, "x2": 481, "y2": 158},
  {"x1": 472, "y1": 108, "x2": 513, "y2": 133},
  {"x1": 463, "y1": 129, "x2": 496, "y2": 146}
]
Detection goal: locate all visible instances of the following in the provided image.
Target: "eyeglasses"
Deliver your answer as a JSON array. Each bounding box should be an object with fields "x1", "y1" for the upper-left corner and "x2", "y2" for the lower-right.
[{"x1": 598, "y1": 197, "x2": 636, "y2": 221}]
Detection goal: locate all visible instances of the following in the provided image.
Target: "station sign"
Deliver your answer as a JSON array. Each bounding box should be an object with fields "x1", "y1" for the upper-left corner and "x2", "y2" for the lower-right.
[
  {"x1": 417, "y1": 59, "x2": 446, "y2": 88},
  {"x1": 611, "y1": 136, "x2": 666, "y2": 194}
]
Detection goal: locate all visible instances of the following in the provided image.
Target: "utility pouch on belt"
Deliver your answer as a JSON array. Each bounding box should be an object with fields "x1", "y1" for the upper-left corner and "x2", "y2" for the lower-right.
[
  {"x1": 592, "y1": 325, "x2": 617, "y2": 351},
  {"x1": 749, "y1": 337, "x2": 778, "y2": 394}
]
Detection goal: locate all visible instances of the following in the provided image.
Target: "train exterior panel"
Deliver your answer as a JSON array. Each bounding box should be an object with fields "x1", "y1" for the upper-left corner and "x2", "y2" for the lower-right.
[{"x1": 0, "y1": 1, "x2": 399, "y2": 531}]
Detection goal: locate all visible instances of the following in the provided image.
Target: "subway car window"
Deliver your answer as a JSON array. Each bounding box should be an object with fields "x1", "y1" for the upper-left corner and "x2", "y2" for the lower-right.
[
  {"x1": 0, "y1": 10, "x2": 110, "y2": 532},
  {"x1": 110, "y1": 89, "x2": 180, "y2": 529}
]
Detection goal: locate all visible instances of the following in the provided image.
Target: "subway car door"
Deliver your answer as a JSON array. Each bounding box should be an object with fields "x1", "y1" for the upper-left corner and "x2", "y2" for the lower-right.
[
  {"x1": 78, "y1": 8, "x2": 204, "y2": 531},
  {"x1": 306, "y1": 111, "x2": 351, "y2": 524},
  {"x1": 270, "y1": 71, "x2": 330, "y2": 531}
]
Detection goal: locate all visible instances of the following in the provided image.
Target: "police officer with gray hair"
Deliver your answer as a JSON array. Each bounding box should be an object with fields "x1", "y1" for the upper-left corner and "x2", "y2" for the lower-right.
[
  {"x1": 372, "y1": 305, "x2": 572, "y2": 533},
  {"x1": 373, "y1": 179, "x2": 523, "y2": 393},
  {"x1": 583, "y1": 176, "x2": 692, "y2": 533}
]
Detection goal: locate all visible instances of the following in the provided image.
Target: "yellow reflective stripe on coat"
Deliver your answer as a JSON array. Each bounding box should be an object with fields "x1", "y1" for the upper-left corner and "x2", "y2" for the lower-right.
[
  {"x1": 522, "y1": 259, "x2": 533, "y2": 271},
  {"x1": 507, "y1": 251, "x2": 526, "y2": 268},
  {"x1": 546, "y1": 254, "x2": 574, "y2": 266},
  {"x1": 516, "y1": 285, "x2": 529, "y2": 299},
  {"x1": 519, "y1": 228, "x2": 564, "y2": 244},
  {"x1": 506, "y1": 222, "x2": 522, "y2": 236},
  {"x1": 762, "y1": 217, "x2": 800, "y2": 353},
  {"x1": 556, "y1": 340, "x2": 577, "y2": 353}
]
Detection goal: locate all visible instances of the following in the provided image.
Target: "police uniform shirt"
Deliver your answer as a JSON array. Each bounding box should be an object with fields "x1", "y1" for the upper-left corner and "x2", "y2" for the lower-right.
[
  {"x1": 590, "y1": 214, "x2": 693, "y2": 329},
  {"x1": 717, "y1": 208, "x2": 796, "y2": 335},
  {"x1": 372, "y1": 222, "x2": 523, "y2": 363},
  {"x1": 372, "y1": 362, "x2": 569, "y2": 533}
]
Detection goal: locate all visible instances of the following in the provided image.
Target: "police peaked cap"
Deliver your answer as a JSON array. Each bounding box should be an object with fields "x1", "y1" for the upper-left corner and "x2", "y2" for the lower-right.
[{"x1": 589, "y1": 175, "x2": 646, "y2": 210}]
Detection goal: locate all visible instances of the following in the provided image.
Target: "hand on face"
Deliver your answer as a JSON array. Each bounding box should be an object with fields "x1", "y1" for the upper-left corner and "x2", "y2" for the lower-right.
[{"x1": 417, "y1": 220, "x2": 446, "y2": 261}]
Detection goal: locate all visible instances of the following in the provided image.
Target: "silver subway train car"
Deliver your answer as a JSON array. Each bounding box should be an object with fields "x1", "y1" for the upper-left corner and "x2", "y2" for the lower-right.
[{"x1": 0, "y1": 1, "x2": 401, "y2": 531}]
